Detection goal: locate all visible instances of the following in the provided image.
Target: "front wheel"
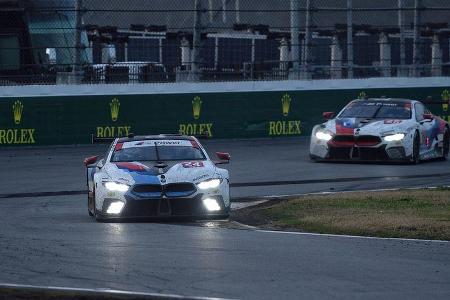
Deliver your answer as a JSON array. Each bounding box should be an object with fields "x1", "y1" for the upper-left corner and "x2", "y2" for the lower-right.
[
  {"x1": 441, "y1": 128, "x2": 449, "y2": 160},
  {"x1": 88, "y1": 189, "x2": 95, "y2": 217},
  {"x1": 411, "y1": 132, "x2": 420, "y2": 164}
]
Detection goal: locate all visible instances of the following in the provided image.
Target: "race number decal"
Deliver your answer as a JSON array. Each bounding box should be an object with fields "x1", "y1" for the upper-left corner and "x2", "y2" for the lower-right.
[{"x1": 182, "y1": 161, "x2": 204, "y2": 168}]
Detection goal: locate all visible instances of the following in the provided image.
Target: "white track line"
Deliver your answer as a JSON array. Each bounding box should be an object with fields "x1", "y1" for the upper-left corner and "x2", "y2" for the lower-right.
[
  {"x1": 247, "y1": 184, "x2": 450, "y2": 200},
  {"x1": 231, "y1": 200, "x2": 268, "y2": 210},
  {"x1": 257, "y1": 229, "x2": 450, "y2": 243},
  {"x1": 0, "y1": 283, "x2": 235, "y2": 300}
]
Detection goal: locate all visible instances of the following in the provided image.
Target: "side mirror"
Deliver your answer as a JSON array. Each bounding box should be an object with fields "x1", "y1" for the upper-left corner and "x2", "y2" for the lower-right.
[
  {"x1": 323, "y1": 112, "x2": 335, "y2": 120},
  {"x1": 423, "y1": 113, "x2": 433, "y2": 121},
  {"x1": 215, "y1": 152, "x2": 230, "y2": 165},
  {"x1": 83, "y1": 155, "x2": 99, "y2": 166}
]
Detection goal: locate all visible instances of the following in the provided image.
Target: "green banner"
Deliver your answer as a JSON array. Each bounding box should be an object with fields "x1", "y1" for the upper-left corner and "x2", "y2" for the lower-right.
[{"x1": 0, "y1": 87, "x2": 449, "y2": 146}]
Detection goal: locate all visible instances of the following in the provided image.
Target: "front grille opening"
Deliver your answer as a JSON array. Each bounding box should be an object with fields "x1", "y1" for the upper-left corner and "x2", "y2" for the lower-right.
[
  {"x1": 356, "y1": 135, "x2": 382, "y2": 146},
  {"x1": 165, "y1": 183, "x2": 196, "y2": 193},
  {"x1": 133, "y1": 185, "x2": 162, "y2": 193}
]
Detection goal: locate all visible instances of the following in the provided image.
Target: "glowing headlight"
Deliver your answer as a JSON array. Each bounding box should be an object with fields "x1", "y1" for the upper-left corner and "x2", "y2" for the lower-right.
[
  {"x1": 197, "y1": 179, "x2": 221, "y2": 190},
  {"x1": 315, "y1": 131, "x2": 333, "y2": 141},
  {"x1": 384, "y1": 133, "x2": 405, "y2": 142},
  {"x1": 203, "y1": 198, "x2": 221, "y2": 211},
  {"x1": 104, "y1": 181, "x2": 130, "y2": 192},
  {"x1": 106, "y1": 201, "x2": 125, "y2": 214}
]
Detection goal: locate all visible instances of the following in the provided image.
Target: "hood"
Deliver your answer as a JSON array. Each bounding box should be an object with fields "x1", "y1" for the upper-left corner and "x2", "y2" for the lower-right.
[
  {"x1": 103, "y1": 160, "x2": 217, "y2": 186},
  {"x1": 325, "y1": 118, "x2": 411, "y2": 135}
]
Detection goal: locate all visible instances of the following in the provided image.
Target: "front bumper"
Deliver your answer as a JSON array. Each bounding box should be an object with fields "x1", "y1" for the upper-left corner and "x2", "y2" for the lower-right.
[
  {"x1": 97, "y1": 194, "x2": 229, "y2": 220},
  {"x1": 326, "y1": 145, "x2": 407, "y2": 161},
  {"x1": 310, "y1": 143, "x2": 410, "y2": 162},
  {"x1": 310, "y1": 132, "x2": 412, "y2": 162}
]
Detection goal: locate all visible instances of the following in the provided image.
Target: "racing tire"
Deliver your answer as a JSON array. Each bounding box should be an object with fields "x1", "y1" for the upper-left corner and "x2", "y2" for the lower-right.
[
  {"x1": 411, "y1": 132, "x2": 420, "y2": 164},
  {"x1": 88, "y1": 189, "x2": 95, "y2": 217},
  {"x1": 440, "y1": 128, "x2": 449, "y2": 160}
]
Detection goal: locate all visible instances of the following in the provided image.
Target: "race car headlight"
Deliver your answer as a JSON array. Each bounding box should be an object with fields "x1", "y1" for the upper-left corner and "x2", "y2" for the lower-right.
[
  {"x1": 197, "y1": 179, "x2": 221, "y2": 190},
  {"x1": 106, "y1": 201, "x2": 125, "y2": 214},
  {"x1": 383, "y1": 133, "x2": 405, "y2": 142},
  {"x1": 315, "y1": 131, "x2": 333, "y2": 141},
  {"x1": 203, "y1": 198, "x2": 221, "y2": 211},
  {"x1": 104, "y1": 181, "x2": 130, "y2": 192}
]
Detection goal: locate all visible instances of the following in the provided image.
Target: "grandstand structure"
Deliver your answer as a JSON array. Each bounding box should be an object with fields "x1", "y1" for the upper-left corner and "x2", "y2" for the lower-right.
[{"x1": 1, "y1": 0, "x2": 450, "y2": 85}]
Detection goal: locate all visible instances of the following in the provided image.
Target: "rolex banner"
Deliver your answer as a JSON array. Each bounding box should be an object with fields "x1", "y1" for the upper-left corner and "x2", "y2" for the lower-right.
[{"x1": 0, "y1": 87, "x2": 450, "y2": 146}]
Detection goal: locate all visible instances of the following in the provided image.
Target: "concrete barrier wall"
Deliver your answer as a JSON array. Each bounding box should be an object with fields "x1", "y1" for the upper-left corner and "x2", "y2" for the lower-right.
[{"x1": 1, "y1": 80, "x2": 450, "y2": 146}]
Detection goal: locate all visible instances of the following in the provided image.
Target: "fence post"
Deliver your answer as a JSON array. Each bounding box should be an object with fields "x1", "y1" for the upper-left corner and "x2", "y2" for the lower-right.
[
  {"x1": 303, "y1": 0, "x2": 312, "y2": 79},
  {"x1": 235, "y1": 0, "x2": 240, "y2": 23},
  {"x1": 347, "y1": 0, "x2": 353, "y2": 78},
  {"x1": 413, "y1": 0, "x2": 422, "y2": 77},
  {"x1": 73, "y1": 0, "x2": 84, "y2": 83},
  {"x1": 290, "y1": 0, "x2": 300, "y2": 78},
  {"x1": 279, "y1": 37, "x2": 290, "y2": 74},
  {"x1": 398, "y1": 0, "x2": 406, "y2": 77},
  {"x1": 431, "y1": 34, "x2": 442, "y2": 77},
  {"x1": 189, "y1": 0, "x2": 203, "y2": 81},
  {"x1": 330, "y1": 35, "x2": 342, "y2": 79},
  {"x1": 379, "y1": 32, "x2": 391, "y2": 77}
]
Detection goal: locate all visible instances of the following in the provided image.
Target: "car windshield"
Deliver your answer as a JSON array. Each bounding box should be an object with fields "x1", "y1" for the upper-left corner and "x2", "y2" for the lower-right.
[
  {"x1": 110, "y1": 140, "x2": 205, "y2": 162},
  {"x1": 339, "y1": 101, "x2": 412, "y2": 119}
]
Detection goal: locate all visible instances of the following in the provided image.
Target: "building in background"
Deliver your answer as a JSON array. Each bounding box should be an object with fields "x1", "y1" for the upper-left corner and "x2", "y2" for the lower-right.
[{"x1": 1, "y1": 0, "x2": 450, "y2": 84}]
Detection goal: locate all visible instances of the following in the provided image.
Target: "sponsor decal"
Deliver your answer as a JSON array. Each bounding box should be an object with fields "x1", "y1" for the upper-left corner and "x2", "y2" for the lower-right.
[
  {"x1": 122, "y1": 140, "x2": 191, "y2": 148},
  {"x1": 281, "y1": 93, "x2": 291, "y2": 117},
  {"x1": 358, "y1": 91, "x2": 367, "y2": 99},
  {"x1": 440, "y1": 90, "x2": 450, "y2": 123},
  {"x1": 179, "y1": 96, "x2": 214, "y2": 137},
  {"x1": 115, "y1": 162, "x2": 148, "y2": 172},
  {"x1": 268, "y1": 93, "x2": 302, "y2": 136},
  {"x1": 442, "y1": 90, "x2": 449, "y2": 112},
  {"x1": 384, "y1": 120, "x2": 402, "y2": 124},
  {"x1": 193, "y1": 174, "x2": 209, "y2": 182},
  {"x1": 0, "y1": 101, "x2": 36, "y2": 145},
  {"x1": 192, "y1": 96, "x2": 202, "y2": 120},
  {"x1": 13, "y1": 100, "x2": 23, "y2": 125},
  {"x1": 179, "y1": 123, "x2": 213, "y2": 137},
  {"x1": 110, "y1": 98, "x2": 120, "y2": 122},
  {"x1": 96, "y1": 98, "x2": 132, "y2": 138},
  {"x1": 268, "y1": 121, "x2": 302, "y2": 136},
  {"x1": 182, "y1": 161, "x2": 205, "y2": 168},
  {"x1": 335, "y1": 118, "x2": 354, "y2": 135}
]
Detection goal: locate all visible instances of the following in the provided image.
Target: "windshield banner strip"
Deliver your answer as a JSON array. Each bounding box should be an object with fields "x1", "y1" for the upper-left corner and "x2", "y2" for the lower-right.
[{"x1": 122, "y1": 140, "x2": 193, "y2": 149}]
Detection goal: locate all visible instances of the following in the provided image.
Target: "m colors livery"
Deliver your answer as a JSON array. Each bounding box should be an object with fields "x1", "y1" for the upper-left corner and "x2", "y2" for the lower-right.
[
  {"x1": 310, "y1": 98, "x2": 450, "y2": 163},
  {"x1": 84, "y1": 135, "x2": 231, "y2": 220}
]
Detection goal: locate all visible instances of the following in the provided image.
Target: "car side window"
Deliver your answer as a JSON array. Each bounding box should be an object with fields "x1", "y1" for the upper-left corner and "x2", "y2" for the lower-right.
[{"x1": 415, "y1": 103, "x2": 425, "y2": 121}]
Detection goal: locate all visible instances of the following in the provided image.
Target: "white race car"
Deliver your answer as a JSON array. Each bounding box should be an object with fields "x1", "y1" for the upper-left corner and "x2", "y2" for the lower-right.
[
  {"x1": 310, "y1": 98, "x2": 450, "y2": 163},
  {"x1": 83, "y1": 135, "x2": 231, "y2": 221}
]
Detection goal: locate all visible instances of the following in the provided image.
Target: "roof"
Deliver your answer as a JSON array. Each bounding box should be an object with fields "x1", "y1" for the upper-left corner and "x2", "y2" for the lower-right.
[
  {"x1": 78, "y1": 0, "x2": 450, "y2": 33},
  {"x1": 117, "y1": 134, "x2": 195, "y2": 143},
  {"x1": 354, "y1": 98, "x2": 415, "y2": 103}
]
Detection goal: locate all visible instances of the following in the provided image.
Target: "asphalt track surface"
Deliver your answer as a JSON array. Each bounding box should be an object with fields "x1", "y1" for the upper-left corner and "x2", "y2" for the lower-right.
[{"x1": 0, "y1": 137, "x2": 449, "y2": 299}]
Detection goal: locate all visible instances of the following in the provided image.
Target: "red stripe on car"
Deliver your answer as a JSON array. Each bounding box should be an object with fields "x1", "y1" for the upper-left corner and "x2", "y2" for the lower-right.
[{"x1": 115, "y1": 162, "x2": 147, "y2": 171}]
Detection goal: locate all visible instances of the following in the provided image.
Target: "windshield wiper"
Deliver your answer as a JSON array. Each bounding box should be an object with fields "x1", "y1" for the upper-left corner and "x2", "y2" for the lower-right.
[{"x1": 153, "y1": 142, "x2": 168, "y2": 170}]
